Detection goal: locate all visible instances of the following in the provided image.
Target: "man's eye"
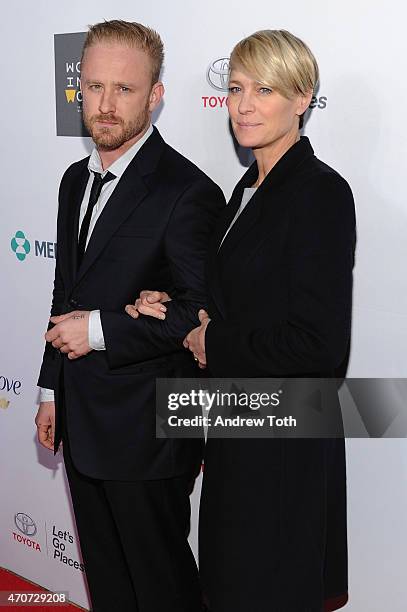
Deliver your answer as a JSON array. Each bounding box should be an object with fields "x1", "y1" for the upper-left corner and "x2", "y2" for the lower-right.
[
  {"x1": 89, "y1": 84, "x2": 101, "y2": 90},
  {"x1": 119, "y1": 86, "x2": 131, "y2": 92}
]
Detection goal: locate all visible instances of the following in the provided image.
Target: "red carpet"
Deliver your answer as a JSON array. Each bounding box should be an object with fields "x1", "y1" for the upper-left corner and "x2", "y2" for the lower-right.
[
  {"x1": 0, "y1": 568, "x2": 85, "y2": 611},
  {"x1": 325, "y1": 593, "x2": 349, "y2": 611},
  {"x1": 0, "y1": 566, "x2": 347, "y2": 611}
]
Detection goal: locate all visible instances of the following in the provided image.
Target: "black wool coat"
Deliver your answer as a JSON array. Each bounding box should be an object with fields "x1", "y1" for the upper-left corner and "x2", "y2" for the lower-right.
[{"x1": 199, "y1": 137, "x2": 356, "y2": 612}]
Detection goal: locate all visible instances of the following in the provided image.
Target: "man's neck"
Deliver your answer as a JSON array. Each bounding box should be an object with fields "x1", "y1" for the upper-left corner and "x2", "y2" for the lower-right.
[{"x1": 97, "y1": 124, "x2": 151, "y2": 170}]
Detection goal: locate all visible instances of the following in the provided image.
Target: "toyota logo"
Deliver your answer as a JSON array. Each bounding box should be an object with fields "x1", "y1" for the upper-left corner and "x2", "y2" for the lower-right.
[
  {"x1": 207, "y1": 58, "x2": 230, "y2": 92},
  {"x1": 14, "y1": 513, "x2": 37, "y2": 537}
]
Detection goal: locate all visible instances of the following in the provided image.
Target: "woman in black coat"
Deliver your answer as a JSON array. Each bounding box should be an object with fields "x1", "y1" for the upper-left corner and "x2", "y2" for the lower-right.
[{"x1": 128, "y1": 29, "x2": 355, "y2": 612}]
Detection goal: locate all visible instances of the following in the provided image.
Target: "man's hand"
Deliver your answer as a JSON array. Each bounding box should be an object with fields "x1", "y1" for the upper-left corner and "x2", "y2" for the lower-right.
[
  {"x1": 125, "y1": 290, "x2": 171, "y2": 320},
  {"x1": 35, "y1": 401, "x2": 56, "y2": 451},
  {"x1": 183, "y1": 309, "x2": 211, "y2": 369},
  {"x1": 46, "y1": 311, "x2": 91, "y2": 360}
]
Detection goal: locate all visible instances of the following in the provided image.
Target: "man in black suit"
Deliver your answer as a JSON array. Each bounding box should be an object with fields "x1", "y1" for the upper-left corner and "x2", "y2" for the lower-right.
[{"x1": 35, "y1": 20, "x2": 224, "y2": 612}]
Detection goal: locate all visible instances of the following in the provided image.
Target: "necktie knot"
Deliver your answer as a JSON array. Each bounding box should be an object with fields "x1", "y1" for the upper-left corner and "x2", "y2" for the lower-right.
[
  {"x1": 92, "y1": 170, "x2": 115, "y2": 191},
  {"x1": 89, "y1": 171, "x2": 115, "y2": 209}
]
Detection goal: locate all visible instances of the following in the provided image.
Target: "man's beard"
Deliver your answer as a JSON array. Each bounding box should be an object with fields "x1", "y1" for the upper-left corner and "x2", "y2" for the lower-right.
[{"x1": 83, "y1": 104, "x2": 150, "y2": 151}]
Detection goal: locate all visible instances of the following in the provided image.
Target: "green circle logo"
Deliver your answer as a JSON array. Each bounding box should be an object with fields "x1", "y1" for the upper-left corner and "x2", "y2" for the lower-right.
[{"x1": 11, "y1": 230, "x2": 31, "y2": 261}]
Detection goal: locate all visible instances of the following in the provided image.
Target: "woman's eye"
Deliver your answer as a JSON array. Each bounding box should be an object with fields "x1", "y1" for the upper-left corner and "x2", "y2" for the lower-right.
[
  {"x1": 259, "y1": 87, "x2": 272, "y2": 95},
  {"x1": 228, "y1": 86, "x2": 241, "y2": 94}
]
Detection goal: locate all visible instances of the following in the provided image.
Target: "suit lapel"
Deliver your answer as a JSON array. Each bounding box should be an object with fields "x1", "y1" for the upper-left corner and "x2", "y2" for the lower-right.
[
  {"x1": 61, "y1": 163, "x2": 89, "y2": 289},
  {"x1": 72, "y1": 127, "x2": 165, "y2": 288},
  {"x1": 74, "y1": 172, "x2": 148, "y2": 286}
]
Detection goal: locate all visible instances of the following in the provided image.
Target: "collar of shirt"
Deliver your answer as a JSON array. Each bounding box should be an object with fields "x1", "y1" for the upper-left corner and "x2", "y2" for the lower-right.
[{"x1": 87, "y1": 123, "x2": 154, "y2": 179}]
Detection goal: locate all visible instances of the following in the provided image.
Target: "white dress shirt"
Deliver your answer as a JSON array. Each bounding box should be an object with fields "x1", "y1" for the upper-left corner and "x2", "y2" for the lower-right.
[{"x1": 40, "y1": 125, "x2": 153, "y2": 403}]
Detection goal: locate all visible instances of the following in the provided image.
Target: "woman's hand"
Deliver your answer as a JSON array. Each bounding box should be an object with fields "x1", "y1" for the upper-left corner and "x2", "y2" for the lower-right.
[
  {"x1": 183, "y1": 309, "x2": 211, "y2": 369},
  {"x1": 125, "y1": 290, "x2": 171, "y2": 320}
]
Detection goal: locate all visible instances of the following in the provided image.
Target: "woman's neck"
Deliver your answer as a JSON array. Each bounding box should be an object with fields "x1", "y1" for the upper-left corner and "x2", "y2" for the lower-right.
[{"x1": 252, "y1": 130, "x2": 300, "y2": 188}]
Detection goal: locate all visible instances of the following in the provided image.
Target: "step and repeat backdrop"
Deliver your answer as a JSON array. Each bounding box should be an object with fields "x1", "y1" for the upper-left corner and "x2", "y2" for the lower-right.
[{"x1": 1, "y1": 1, "x2": 406, "y2": 610}]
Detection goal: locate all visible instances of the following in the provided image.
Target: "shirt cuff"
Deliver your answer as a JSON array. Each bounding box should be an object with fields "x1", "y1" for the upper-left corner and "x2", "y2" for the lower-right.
[
  {"x1": 89, "y1": 310, "x2": 106, "y2": 351},
  {"x1": 40, "y1": 387, "x2": 55, "y2": 403}
]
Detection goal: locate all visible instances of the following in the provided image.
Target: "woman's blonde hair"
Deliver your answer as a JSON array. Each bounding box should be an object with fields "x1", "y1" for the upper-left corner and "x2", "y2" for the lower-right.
[{"x1": 230, "y1": 29, "x2": 319, "y2": 126}]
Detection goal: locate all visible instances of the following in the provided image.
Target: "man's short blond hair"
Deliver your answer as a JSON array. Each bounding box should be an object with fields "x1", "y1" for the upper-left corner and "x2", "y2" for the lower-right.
[
  {"x1": 230, "y1": 29, "x2": 319, "y2": 101},
  {"x1": 81, "y1": 20, "x2": 164, "y2": 85}
]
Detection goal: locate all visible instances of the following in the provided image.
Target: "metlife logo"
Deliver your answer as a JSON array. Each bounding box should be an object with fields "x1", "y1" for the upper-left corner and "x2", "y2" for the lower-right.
[
  {"x1": 10, "y1": 231, "x2": 30, "y2": 261},
  {"x1": 10, "y1": 230, "x2": 57, "y2": 262}
]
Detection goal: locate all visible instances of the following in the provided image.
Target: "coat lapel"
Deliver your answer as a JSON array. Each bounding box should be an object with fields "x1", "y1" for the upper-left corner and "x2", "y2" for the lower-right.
[
  {"x1": 207, "y1": 137, "x2": 315, "y2": 315},
  {"x1": 206, "y1": 165, "x2": 257, "y2": 318},
  {"x1": 217, "y1": 184, "x2": 262, "y2": 263},
  {"x1": 218, "y1": 137, "x2": 315, "y2": 262}
]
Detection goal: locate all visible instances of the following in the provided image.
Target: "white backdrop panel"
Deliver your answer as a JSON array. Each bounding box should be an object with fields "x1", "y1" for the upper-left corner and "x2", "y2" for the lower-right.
[{"x1": 1, "y1": 1, "x2": 406, "y2": 609}]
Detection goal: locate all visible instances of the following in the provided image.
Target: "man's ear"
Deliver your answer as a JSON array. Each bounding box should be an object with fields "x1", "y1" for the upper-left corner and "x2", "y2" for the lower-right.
[{"x1": 149, "y1": 82, "x2": 164, "y2": 112}]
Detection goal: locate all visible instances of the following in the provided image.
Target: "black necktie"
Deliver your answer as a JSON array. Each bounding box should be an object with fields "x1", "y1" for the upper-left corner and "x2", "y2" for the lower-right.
[{"x1": 77, "y1": 171, "x2": 115, "y2": 267}]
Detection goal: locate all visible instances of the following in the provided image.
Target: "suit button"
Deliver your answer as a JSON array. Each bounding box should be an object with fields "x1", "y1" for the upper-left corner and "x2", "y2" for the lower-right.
[{"x1": 69, "y1": 298, "x2": 78, "y2": 307}]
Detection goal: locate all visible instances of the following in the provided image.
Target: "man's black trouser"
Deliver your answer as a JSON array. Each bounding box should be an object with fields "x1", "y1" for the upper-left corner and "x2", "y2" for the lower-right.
[{"x1": 63, "y1": 434, "x2": 201, "y2": 612}]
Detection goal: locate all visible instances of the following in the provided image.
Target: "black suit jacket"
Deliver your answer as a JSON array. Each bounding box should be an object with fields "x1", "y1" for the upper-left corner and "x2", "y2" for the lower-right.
[
  {"x1": 38, "y1": 127, "x2": 225, "y2": 480},
  {"x1": 199, "y1": 137, "x2": 355, "y2": 611}
]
